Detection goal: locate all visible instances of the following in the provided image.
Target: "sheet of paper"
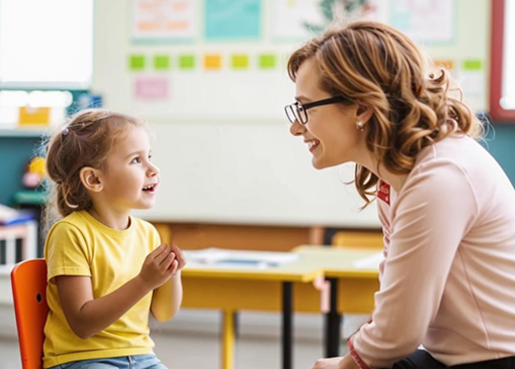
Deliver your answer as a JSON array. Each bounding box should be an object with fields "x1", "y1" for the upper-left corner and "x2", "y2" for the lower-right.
[
  {"x1": 134, "y1": 76, "x2": 169, "y2": 100},
  {"x1": 132, "y1": 0, "x2": 196, "y2": 41},
  {"x1": 352, "y1": 252, "x2": 383, "y2": 270},
  {"x1": 391, "y1": 0, "x2": 455, "y2": 44},
  {"x1": 184, "y1": 248, "x2": 300, "y2": 268}
]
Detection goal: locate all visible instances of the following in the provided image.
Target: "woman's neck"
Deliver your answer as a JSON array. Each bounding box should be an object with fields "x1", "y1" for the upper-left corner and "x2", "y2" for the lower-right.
[
  {"x1": 87, "y1": 206, "x2": 130, "y2": 230},
  {"x1": 357, "y1": 150, "x2": 408, "y2": 193}
]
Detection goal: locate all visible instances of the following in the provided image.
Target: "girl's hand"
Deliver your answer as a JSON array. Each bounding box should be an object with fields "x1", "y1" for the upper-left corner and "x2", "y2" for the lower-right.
[
  {"x1": 168, "y1": 243, "x2": 186, "y2": 277},
  {"x1": 310, "y1": 357, "x2": 344, "y2": 369},
  {"x1": 138, "y1": 244, "x2": 176, "y2": 290}
]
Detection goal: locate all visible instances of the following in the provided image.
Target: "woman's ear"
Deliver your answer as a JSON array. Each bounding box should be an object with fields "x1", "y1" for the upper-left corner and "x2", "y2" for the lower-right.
[
  {"x1": 356, "y1": 104, "x2": 374, "y2": 124},
  {"x1": 79, "y1": 167, "x2": 103, "y2": 193}
]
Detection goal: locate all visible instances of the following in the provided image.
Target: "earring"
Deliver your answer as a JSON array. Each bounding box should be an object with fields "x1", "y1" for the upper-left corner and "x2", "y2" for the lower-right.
[{"x1": 356, "y1": 120, "x2": 364, "y2": 131}]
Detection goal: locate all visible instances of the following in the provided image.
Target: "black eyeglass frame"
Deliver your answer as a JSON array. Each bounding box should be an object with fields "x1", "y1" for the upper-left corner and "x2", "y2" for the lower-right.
[{"x1": 284, "y1": 96, "x2": 346, "y2": 124}]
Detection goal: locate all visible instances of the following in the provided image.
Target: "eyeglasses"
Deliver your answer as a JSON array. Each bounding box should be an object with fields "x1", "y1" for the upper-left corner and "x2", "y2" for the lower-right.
[{"x1": 284, "y1": 96, "x2": 346, "y2": 124}]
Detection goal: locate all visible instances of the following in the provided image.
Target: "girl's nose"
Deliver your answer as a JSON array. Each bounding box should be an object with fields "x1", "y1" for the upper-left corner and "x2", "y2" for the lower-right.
[{"x1": 149, "y1": 162, "x2": 160, "y2": 176}]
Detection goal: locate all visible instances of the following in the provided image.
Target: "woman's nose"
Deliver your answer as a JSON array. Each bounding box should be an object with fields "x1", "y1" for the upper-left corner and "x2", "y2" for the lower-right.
[{"x1": 289, "y1": 120, "x2": 306, "y2": 136}]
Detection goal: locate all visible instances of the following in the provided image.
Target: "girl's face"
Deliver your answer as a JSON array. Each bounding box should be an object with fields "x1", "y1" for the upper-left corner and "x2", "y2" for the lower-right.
[
  {"x1": 289, "y1": 58, "x2": 366, "y2": 169},
  {"x1": 100, "y1": 124, "x2": 160, "y2": 212}
]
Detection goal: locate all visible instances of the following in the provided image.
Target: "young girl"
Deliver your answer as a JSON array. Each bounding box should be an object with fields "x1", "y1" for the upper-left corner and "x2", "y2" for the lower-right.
[
  {"x1": 285, "y1": 21, "x2": 515, "y2": 369},
  {"x1": 43, "y1": 109, "x2": 185, "y2": 369}
]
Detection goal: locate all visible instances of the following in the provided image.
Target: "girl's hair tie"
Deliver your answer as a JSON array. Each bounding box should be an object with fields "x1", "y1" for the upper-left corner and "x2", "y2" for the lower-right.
[{"x1": 62, "y1": 128, "x2": 70, "y2": 136}]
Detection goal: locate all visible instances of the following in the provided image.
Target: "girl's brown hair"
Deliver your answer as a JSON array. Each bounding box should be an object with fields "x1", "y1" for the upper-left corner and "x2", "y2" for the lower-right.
[
  {"x1": 44, "y1": 109, "x2": 143, "y2": 221},
  {"x1": 287, "y1": 21, "x2": 482, "y2": 206}
]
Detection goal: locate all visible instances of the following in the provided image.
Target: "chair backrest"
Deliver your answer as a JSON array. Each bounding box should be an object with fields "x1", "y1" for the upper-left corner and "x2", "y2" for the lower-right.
[
  {"x1": 11, "y1": 259, "x2": 48, "y2": 369},
  {"x1": 331, "y1": 231, "x2": 383, "y2": 248}
]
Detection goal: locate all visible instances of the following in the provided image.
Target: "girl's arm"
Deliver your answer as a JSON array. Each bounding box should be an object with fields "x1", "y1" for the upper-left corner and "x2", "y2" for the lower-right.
[
  {"x1": 151, "y1": 244, "x2": 186, "y2": 321},
  {"x1": 56, "y1": 243, "x2": 175, "y2": 339}
]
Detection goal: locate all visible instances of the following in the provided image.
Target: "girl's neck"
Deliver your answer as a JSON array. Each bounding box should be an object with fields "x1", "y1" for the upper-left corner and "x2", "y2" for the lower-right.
[{"x1": 87, "y1": 206, "x2": 131, "y2": 231}]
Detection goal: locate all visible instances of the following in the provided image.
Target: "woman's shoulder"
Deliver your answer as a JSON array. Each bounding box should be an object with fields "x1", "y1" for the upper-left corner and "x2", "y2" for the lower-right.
[{"x1": 415, "y1": 135, "x2": 495, "y2": 177}]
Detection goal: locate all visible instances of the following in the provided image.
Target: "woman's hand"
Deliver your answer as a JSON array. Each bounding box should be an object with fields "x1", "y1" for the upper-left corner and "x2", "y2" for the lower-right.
[
  {"x1": 310, "y1": 357, "x2": 343, "y2": 369},
  {"x1": 310, "y1": 355, "x2": 360, "y2": 369}
]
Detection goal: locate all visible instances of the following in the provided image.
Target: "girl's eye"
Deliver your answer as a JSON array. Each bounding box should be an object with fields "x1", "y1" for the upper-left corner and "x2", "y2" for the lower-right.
[
  {"x1": 131, "y1": 157, "x2": 141, "y2": 164},
  {"x1": 148, "y1": 155, "x2": 152, "y2": 161}
]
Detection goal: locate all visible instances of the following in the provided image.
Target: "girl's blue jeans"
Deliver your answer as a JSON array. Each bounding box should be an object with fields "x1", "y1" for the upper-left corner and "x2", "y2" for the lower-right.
[{"x1": 49, "y1": 354, "x2": 168, "y2": 369}]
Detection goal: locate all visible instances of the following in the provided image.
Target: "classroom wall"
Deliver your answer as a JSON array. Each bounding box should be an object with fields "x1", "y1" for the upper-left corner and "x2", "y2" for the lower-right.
[
  {"x1": 1, "y1": 0, "x2": 515, "y2": 223},
  {"x1": 90, "y1": 0, "x2": 515, "y2": 227}
]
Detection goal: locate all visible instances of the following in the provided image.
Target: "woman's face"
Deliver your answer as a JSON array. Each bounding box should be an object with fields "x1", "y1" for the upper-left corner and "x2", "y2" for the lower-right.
[{"x1": 289, "y1": 58, "x2": 366, "y2": 170}]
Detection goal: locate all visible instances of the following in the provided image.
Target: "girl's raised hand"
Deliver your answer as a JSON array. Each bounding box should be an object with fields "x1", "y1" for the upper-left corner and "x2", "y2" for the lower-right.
[
  {"x1": 168, "y1": 244, "x2": 186, "y2": 276},
  {"x1": 138, "y1": 244, "x2": 176, "y2": 291}
]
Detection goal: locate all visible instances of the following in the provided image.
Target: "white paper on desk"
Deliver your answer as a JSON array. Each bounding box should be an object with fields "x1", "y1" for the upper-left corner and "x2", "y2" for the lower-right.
[
  {"x1": 352, "y1": 252, "x2": 383, "y2": 270},
  {"x1": 183, "y1": 248, "x2": 300, "y2": 268}
]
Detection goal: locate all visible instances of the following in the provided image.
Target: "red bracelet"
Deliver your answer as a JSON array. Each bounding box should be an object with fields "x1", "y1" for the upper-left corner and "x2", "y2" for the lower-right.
[{"x1": 347, "y1": 335, "x2": 371, "y2": 369}]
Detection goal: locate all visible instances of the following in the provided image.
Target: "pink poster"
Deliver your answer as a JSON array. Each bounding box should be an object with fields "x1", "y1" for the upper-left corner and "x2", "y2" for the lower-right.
[{"x1": 135, "y1": 76, "x2": 169, "y2": 100}]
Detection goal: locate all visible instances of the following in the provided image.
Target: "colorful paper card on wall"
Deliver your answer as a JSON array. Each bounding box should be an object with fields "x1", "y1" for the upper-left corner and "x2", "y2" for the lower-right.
[
  {"x1": 154, "y1": 55, "x2": 170, "y2": 70},
  {"x1": 205, "y1": 0, "x2": 261, "y2": 41},
  {"x1": 179, "y1": 55, "x2": 195, "y2": 70},
  {"x1": 132, "y1": 0, "x2": 196, "y2": 41},
  {"x1": 18, "y1": 106, "x2": 51, "y2": 126},
  {"x1": 259, "y1": 54, "x2": 276, "y2": 69},
  {"x1": 134, "y1": 76, "x2": 169, "y2": 100},
  {"x1": 130, "y1": 55, "x2": 146, "y2": 71},
  {"x1": 271, "y1": 0, "x2": 325, "y2": 41},
  {"x1": 434, "y1": 59, "x2": 454, "y2": 70},
  {"x1": 231, "y1": 55, "x2": 249, "y2": 70},
  {"x1": 204, "y1": 54, "x2": 222, "y2": 70},
  {"x1": 463, "y1": 60, "x2": 483, "y2": 70},
  {"x1": 459, "y1": 60, "x2": 485, "y2": 97},
  {"x1": 390, "y1": 0, "x2": 455, "y2": 44}
]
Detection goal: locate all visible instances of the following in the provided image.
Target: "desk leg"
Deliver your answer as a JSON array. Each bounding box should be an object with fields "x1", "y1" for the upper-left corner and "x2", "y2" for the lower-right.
[
  {"x1": 221, "y1": 310, "x2": 235, "y2": 369},
  {"x1": 325, "y1": 277, "x2": 342, "y2": 357},
  {"x1": 282, "y1": 282, "x2": 293, "y2": 369}
]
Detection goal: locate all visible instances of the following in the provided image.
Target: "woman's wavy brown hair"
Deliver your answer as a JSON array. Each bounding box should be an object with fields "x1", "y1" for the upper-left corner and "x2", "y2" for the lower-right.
[
  {"x1": 44, "y1": 109, "x2": 144, "y2": 223},
  {"x1": 287, "y1": 21, "x2": 482, "y2": 206}
]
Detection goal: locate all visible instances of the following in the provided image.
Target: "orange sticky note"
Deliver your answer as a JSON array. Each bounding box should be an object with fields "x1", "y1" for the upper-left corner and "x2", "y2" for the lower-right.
[
  {"x1": 204, "y1": 54, "x2": 222, "y2": 70},
  {"x1": 18, "y1": 106, "x2": 51, "y2": 126},
  {"x1": 434, "y1": 59, "x2": 454, "y2": 70}
]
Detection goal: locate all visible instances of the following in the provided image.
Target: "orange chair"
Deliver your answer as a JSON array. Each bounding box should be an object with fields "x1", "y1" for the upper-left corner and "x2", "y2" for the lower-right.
[{"x1": 11, "y1": 258, "x2": 48, "y2": 369}]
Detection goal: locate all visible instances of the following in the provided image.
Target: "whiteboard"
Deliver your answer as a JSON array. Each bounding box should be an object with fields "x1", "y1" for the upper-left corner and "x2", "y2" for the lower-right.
[{"x1": 131, "y1": 123, "x2": 380, "y2": 227}]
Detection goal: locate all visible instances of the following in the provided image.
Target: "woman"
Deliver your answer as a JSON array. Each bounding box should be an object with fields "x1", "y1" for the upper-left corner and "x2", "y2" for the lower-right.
[{"x1": 285, "y1": 21, "x2": 515, "y2": 369}]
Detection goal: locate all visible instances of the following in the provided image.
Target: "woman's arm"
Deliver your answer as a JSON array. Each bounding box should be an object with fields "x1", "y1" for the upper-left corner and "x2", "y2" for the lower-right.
[
  {"x1": 350, "y1": 161, "x2": 478, "y2": 368},
  {"x1": 56, "y1": 243, "x2": 175, "y2": 339}
]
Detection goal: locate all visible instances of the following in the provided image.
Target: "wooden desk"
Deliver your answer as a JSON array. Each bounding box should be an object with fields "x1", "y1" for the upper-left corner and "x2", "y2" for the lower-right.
[
  {"x1": 182, "y1": 259, "x2": 325, "y2": 369},
  {"x1": 294, "y1": 246, "x2": 380, "y2": 357},
  {"x1": 181, "y1": 246, "x2": 380, "y2": 369}
]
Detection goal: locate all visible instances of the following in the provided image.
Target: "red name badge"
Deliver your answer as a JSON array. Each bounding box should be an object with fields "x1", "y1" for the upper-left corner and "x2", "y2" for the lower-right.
[{"x1": 378, "y1": 181, "x2": 390, "y2": 205}]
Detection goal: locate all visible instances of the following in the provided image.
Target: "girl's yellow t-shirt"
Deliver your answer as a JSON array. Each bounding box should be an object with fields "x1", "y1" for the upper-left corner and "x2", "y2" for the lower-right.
[{"x1": 43, "y1": 210, "x2": 161, "y2": 368}]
